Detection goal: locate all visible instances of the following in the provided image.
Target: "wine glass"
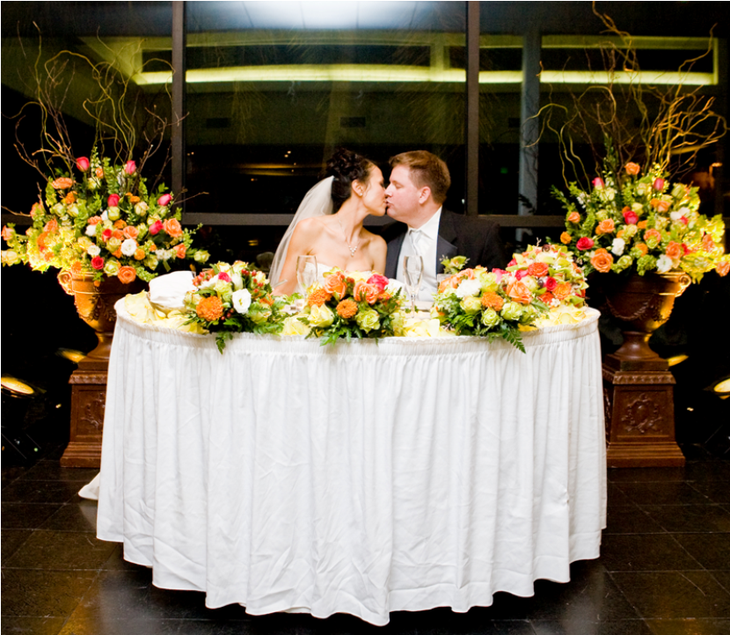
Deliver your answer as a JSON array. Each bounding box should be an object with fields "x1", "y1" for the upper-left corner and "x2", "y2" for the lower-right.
[
  {"x1": 296, "y1": 255, "x2": 318, "y2": 299},
  {"x1": 403, "y1": 255, "x2": 423, "y2": 314}
]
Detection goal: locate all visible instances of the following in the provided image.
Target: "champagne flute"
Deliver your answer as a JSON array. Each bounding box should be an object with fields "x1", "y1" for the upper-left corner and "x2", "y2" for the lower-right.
[
  {"x1": 403, "y1": 255, "x2": 423, "y2": 314},
  {"x1": 296, "y1": 255, "x2": 318, "y2": 299}
]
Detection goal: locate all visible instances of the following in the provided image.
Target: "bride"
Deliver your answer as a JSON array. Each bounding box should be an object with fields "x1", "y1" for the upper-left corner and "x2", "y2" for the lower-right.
[{"x1": 270, "y1": 148, "x2": 388, "y2": 295}]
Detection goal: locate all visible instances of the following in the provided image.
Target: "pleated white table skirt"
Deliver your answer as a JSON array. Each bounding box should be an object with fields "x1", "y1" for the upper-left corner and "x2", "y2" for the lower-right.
[{"x1": 97, "y1": 303, "x2": 606, "y2": 626}]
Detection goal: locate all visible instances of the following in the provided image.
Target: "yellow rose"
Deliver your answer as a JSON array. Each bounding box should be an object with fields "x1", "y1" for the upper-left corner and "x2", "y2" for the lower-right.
[
  {"x1": 282, "y1": 316, "x2": 311, "y2": 336},
  {"x1": 460, "y1": 295, "x2": 482, "y2": 314},
  {"x1": 355, "y1": 307, "x2": 380, "y2": 332},
  {"x1": 308, "y1": 303, "x2": 335, "y2": 328}
]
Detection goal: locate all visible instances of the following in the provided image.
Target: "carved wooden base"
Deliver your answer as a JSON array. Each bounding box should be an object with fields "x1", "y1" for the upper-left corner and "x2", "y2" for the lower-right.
[
  {"x1": 60, "y1": 358, "x2": 107, "y2": 468},
  {"x1": 603, "y1": 354, "x2": 685, "y2": 468}
]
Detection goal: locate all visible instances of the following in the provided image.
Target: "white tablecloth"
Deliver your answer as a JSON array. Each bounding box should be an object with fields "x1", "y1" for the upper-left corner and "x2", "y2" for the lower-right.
[{"x1": 97, "y1": 304, "x2": 606, "y2": 626}]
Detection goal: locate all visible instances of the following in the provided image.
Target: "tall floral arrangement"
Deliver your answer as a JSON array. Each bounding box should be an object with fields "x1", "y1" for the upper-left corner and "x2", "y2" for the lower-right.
[
  {"x1": 556, "y1": 159, "x2": 728, "y2": 282},
  {"x1": 1, "y1": 40, "x2": 209, "y2": 282}
]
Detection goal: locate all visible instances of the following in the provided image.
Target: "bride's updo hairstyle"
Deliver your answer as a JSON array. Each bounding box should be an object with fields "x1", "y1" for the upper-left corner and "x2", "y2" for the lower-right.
[{"x1": 325, "y1": 148, "x2": 375, "y2": 212}]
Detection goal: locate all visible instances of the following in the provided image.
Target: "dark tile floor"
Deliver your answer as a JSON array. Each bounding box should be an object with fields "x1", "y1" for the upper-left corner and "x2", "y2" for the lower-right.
[{"x1": 2, "y1": 444, "x2": 730, "y2": 635}]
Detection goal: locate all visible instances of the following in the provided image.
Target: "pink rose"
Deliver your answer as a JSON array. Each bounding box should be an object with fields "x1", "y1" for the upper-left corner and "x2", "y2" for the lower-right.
[
  {"x1": 680, "y1": 216, "x2": 688, "y2": 225},
  {"x1": 91, "y1": 256, "x2": 104, "y2": 270},
  {"x1": 576, "y1": 237, "x2": 595, "y2": 251},
  {"x1": 622, "y1": 209, "x2": 639, "y2": 225},
  {"x1": 367, "y1": 273, "x2": 389, "y2": 291},
  {"x1": 592, "y1": 177, "x2": 604, "y2": 189},
  {"x1": 124, "y1": 160, "x2": 137, "y2": 175},
  {"x1": 108, "y1": 194, "x2": 120, "y2": 207},
  {"x1": 545, "y1": 277, "x2": 557, "y2": 291},
  {"x1": 101, "y1": 229, "x2": 112, "y2": 241},
  {"x1": 515, "y1": 269, "x2": 527, "y2": 281},
  {"x1": 493, "y1": 269, "x2": 505, "y2": 283},
  {"x1": 653, "y1": 177, "x2": 665, "y2": 191},
  {"x1": 149, "y1": 220, "x2": 163, "y2": 235},
  {"x1": 217, "y1": 271, "x2": 231, "y2": 282},
  {"x1": 157, "y1": 193, "x2": 172, "y2": 207},
  {"x1": 76, "y1": 157, "x2": 90, "y2": 171}
]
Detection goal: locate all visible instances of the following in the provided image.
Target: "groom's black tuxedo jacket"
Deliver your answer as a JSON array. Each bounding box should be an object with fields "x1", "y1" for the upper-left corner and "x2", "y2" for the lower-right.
[{"x1": 382, "y1": 209, "x2": 508, "y2": 279}]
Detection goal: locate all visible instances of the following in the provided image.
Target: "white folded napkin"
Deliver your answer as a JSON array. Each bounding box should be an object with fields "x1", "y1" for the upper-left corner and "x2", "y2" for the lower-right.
[{"x1": 148, "y1": 270, "x2": 195, "y2": 311}]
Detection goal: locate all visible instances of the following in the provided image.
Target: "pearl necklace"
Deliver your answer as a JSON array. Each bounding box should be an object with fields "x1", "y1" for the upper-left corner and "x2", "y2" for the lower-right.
[{"x1": 337, "y1": 217, "x2": 360, "y2": 257}]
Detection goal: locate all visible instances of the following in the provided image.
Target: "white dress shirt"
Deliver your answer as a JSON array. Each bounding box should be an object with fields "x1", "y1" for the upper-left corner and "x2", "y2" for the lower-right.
[{"x1": 396, "y1": 207, "x2": 442, "y2": 303}]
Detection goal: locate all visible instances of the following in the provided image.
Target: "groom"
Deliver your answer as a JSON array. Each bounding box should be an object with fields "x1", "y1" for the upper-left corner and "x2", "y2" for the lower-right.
[{"x1": 383, "y1": 150, "x2": 507, "y2": 301}]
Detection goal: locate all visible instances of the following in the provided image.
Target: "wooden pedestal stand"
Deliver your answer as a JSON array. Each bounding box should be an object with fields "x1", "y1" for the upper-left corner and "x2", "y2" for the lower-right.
[
  {"x1": 61, "y1": 356, "x2": 107, "y2": 468},
  {"x1": 603, "y1": 353, "x2": 685, "y2": 467}
]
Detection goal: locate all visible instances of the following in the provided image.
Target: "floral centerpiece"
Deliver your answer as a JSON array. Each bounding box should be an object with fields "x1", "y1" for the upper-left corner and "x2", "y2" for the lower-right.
[
  {"x1": 432, "y1": 245, "x2": 587, "y2": 352},
  {"x1": 184, "y1": 261, "x2": 287, "y2": 352},
  {"x1": 1, "y1": 151, "x2": 209, "y2": 283},
  {"x1": 555, "y1": 161, "x2": 729, "y2": 282},
  {"x1": 293, "y1": 269, "x2": 404, "y2": 345}
]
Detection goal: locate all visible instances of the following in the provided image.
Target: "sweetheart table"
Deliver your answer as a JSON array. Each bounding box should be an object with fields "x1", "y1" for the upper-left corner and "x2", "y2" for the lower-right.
[{"x1": 96, "y1": 302, "x2": 606, "y2": 626}]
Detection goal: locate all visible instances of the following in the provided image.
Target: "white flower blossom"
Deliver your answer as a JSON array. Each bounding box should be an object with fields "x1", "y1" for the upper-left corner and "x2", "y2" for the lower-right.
[
  {"x1": 455, "y1": 278, "x2": 482, "y2": 299},
  {"x1": 85, "y1": 225, "x2": 97, "y2": 237},
  {"x1": 232, "y1": 288, "x2": 252, "y2": 314},
  {"x1": 611, "y1": 238, "x2": 626, "y2": 256},
  {"x1": 121, "y1": 238, "x2": 138, "y2": 257},
  {"x1": 101, "y1": 210, "x2": 109, "y2": 221},
  {"x1": 656, "y1": 254, "x2": 674, "y2": 273},
  {"x1": 87, "y1": 244, "x2": 101, "y2": 257}
]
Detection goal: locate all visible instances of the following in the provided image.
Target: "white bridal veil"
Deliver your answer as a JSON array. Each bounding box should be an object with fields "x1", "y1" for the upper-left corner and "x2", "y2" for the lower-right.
[{"x1": 269, "y1": 175, "x2": 334, "y2": 288}]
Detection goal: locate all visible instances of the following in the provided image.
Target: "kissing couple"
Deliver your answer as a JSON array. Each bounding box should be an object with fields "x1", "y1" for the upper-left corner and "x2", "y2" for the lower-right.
[{"x1": 270, "y1": 148, "x2": 507, "y2": 302}]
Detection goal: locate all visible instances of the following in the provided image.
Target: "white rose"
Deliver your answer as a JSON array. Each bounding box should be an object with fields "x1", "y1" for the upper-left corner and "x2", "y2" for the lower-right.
[
  {"x1": 87, "y1": 244, "x2": 101, "y2": 257},
  {"x1": 232, "y1": 288, "x2": 252, "y2": 314},
  {"x1": 656, "y1": 254, "x2": 674, "y2": 273},
  {"x1": 101, "y1": 210, "x2": 109, "y2": 221},
  {"x1": 230, "y1": 272, "x2": 243, "y2": 290},
  {"x1": 631, "y1": 202, "x2": 643, "y2": 213},
  {"x1": 611, "y1": 238, "x2": 626, "y2": 256},
  {"x1": 455, "y1": 278, "x2": 481, "y2": 299},
  {"x1": 121, "y1": 238, "x2": 138, "y2": 257},
  {"x1": 85, "y1": 224, "x2": 97, "y2": 237}
]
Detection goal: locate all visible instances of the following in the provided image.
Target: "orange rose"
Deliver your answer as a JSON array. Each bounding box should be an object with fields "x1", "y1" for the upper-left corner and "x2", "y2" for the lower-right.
[
  {"x1": 87, "y1": 216, "x2": 102, "y2": 226},
  {"x1": 590, "y1": 248, "x2": 614, "y2": 273},
  {"x1": 324, "y1": 271, "x2": 347, "y2": 298},
  {"x1": 624, "y1": 162, "x2": 641, "y2": 176},
  {"x1": 51, "y1": 177, "x2": 74, "y2": 189},
  {"x1": 717, "y1": 260, "x2": 730, "y2": 277},
  {"x1": 527, "y1": 262, "x2": 549, "y2": 277},
  {"x1": 540, "y1": 291, "x2": 555, "y2": 305},
  {"x1": 111, "y1": 229, "x2": 124, "y2": 240},
  {"x1": 70, "y1": 260, "x2": 84, "y2": 275},
  {"x1": 644, "y1": 229, "x2": 661, "y2": 243},
  {"x1": 665, "y1": 241, "x2": 682, "y2": 260},
  {"x1": 175, "y1": 243, "x2": 187, "y2": 259},
  {"x1": 196, "y1": 296, "x2": 224, "y2": 322},
  {"x1": 567, "y1": 211, "x2": 580, "y2": 223},
  {"x1": 353, "y1": 281, "x2": 379, "y2": 305},
  {"x1": 650, "y1": 198, "x2": 670, "y2": 212},
  {"x1": 560, "y1": 232, "x2": 572, "y2": 245},
  {"x1": 163, "y1": 218, "x2": 183, "y2": 238},
  {"x1": 134, "y1": 248, "x2": 146, "y2": 260},
  {"x1": 307, "y1": 287, "x2": 332, "y2": 307},
  {"x1": 63, "y1": 191, "x2": 76, "y2": 205},
  {"x1": 123, "y1": 226, "x2": 139, "y2": 240},
  {"x1": 117, "y1": 266, "x2": 137, "y2": 284},
  {"x1": 44, "y1": 219, "x2": 59, "y2": 233},
  {"x1": 95, "y1": 167, "x2": 104, "y2": 179},
  {"x1": 336, "y1": 299, "x2": 358, "y2": 319},
  {"x1": 616, "y1": 229, "x2": 625, "y2": 238},
  {"x1": 702, "y1": 234, "x2": 715, "y2": 251},
  {"x1": 635, "y1": 243, "x2": 649, "y2": 255},
  {"x1": 595, "y1": 219, "x2": 615, "y2": 235},
  {"x1": 112, "y1": 249, "x2": 123, "y2": 259},
  {"x1": 126, "y1": 193, "x2": 141, "y2": 204},
  {"x1": 506, "y1": 280, "x2": 532, "y2": 305},
  {"x1": 553, "y1": 282, "x2": 573, "y2": 301},
  {"x1": 37, "y1": 232, "x2": 49, "y2": 251},
  {"x1": 637, "y1": 220, "x2": 648, "y2": 230},
  {"x1": 114, "y1": 220, "x2": 127, "y2": 229},
  {"x1": 480, "y1": 291, "x2": 504, "y2": 311}
]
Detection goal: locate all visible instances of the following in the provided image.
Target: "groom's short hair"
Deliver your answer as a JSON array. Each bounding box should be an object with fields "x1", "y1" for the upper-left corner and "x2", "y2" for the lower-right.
[{"x1": 389, "y1": 151, "x2": 451, "y2": 205}]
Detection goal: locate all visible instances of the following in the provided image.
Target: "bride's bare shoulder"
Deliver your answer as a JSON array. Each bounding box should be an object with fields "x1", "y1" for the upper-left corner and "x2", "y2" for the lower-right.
[{"x1": 293, "y1": 216, "x2": 329, "y2": 237}]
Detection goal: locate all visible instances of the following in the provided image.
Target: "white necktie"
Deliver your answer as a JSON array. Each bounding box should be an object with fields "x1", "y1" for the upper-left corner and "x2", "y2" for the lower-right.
[{"x1": 408, "y1": 228, "x2": 422, "y2": 257}]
